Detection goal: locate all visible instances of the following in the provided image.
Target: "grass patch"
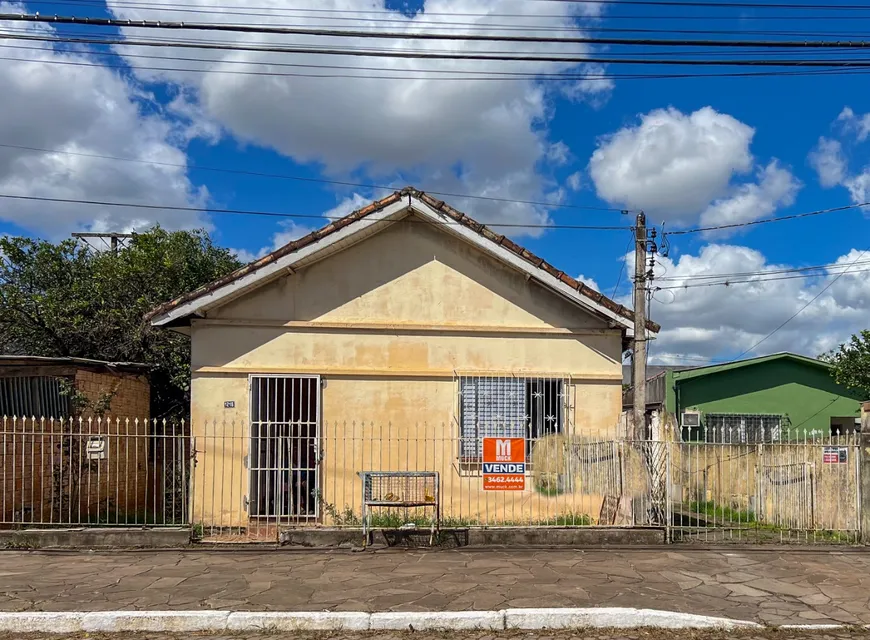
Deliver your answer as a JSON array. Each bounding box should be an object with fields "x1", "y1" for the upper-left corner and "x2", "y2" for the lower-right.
[{"x1": 690, "y1": 500, "x2": 756, "y2": 524}]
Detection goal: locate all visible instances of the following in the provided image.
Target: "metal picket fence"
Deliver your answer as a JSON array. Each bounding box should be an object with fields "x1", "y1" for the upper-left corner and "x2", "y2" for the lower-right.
[
  {"x1": 667, "y1": 423, "x2": 861, "y2": 544},
  {"x1": 190, "y1": 419, "x2": 667, "y2": 541},
  {"x1": 1, "y1": 415, "x2": 863, "y2": 545},
  {"x1": 1, "y1": 416, "x2": 190, "y2": 528}
]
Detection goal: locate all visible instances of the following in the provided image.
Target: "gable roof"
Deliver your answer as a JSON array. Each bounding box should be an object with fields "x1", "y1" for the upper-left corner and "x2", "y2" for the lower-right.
[
  {"x1": 146, "y1": 187, "x2": 658, "y2": 333},
  {"x1": 672, "y1": 352, "x2": 832, "y2": 382}
]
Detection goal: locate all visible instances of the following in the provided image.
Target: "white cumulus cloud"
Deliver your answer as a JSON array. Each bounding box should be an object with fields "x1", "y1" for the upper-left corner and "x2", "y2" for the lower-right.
[
  {"x1": 837, "y1": 107, "x2": 870, "y2": 142},
  {"x1": 699, "y1": 161, "x2": 801, "y2": 235},
  {"x1": 588, "y1": 107, "x2": 756, "y2": 223},
  {"x1": 588, "y1": 106, "x2": 802, "y2": 230},
  {"x1": 808, "y1": 137, "x2": 847, "y2": 188},
  {"x1": 104, "y1": 0, "x2": 613, "y2": 236},
  {"x1": 626, "y1": 244, "x2": 870, "y2": 364},
  {"x1": 810, "y1": 107, "x2": 870, "y2": 206},
  {"x1": 0, "y1": 4, "x2": 207, "y2": 237}
]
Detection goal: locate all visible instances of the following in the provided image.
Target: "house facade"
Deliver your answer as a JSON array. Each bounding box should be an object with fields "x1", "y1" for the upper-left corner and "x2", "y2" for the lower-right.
[
  {"x1": 148, "y1": 188, "x2": 654, "y2": 528},
  {"x1": 649, "y1": 353, "x2": 863, "y2": 441}
]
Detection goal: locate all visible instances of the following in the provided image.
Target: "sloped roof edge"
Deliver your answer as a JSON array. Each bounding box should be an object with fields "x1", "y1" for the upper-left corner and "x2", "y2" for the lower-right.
[
  {"x1": 672, "y1": 352, "x2": 832, "y2": 381},
  {"x1": 146, "y1": 187, "x2": 659, "y2": 332}
]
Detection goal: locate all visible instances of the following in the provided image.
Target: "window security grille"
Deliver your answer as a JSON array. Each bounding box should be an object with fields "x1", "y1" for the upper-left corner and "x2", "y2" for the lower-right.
[
  {"x1": 457, "y1": 375, "x2": 568, "y2": 459},
  {"x1": 703, "y1": 413, "x2": 782, "y2": 443}
]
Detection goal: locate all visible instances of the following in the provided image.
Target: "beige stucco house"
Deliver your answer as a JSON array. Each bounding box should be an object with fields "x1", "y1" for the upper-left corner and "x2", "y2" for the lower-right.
[{"x1": 148, "y1": 187, "x2": 656, "y2": 529}]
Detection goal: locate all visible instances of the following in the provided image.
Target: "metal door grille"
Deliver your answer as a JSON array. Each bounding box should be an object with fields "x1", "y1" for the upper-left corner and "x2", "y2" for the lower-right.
[{"x1": 249, "y1": 375, "x2": 320, "y2": 521}]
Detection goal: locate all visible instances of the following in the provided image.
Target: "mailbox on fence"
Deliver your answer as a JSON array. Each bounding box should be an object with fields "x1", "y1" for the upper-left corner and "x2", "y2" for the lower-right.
[
  {"x1": 86, "y1": 436, "x2": 107, "y2": 460},
  {"x1": 359, "y1": 471, "x2": 440, "y2": 546}
]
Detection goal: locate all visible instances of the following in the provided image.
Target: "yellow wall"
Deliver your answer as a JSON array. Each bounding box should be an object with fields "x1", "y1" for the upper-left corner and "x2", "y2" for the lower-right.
[{"x1": 187, "y1": 217, "x2": 625, "y2": 529}]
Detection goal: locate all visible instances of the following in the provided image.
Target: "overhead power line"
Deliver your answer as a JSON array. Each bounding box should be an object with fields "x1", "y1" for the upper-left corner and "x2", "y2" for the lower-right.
[
  {"x1": 8, "y1": 42, "x2": 870, "y2": 82},
  {"x1": 0, "y1": 142, "x2": 629, "y2": 213},
  {"x1": 5, "y1": 13, "x2": 870, "y2": 48},
  {"x1": 501, "y1": 0, "x2": 870, "y2": 7},
  {"x1": 1, "y1": 142, "x2": 863, "y2": 231},
  {"x1": 27, "y1": 0, "x2": 870, "y2": 32},
  {"x1": 664, "y1": 201, "x2": 869, "y2": 235},
  {"x1": 656, "y1": 258, "x2": 870, "y2": 282},
  {"x1": 8, "y1": 32, "x2": 870, "y2": 67},
  {"x1": 731, "y1": 249, "x2": 869, "y2": 359},
  {"x1": 655, "y1": 265, "x2": 870, "y2": 289},
  {"x1": 24, "y1": 0, "x2": 870, "y2": 14},
  {"x1": 0, "y1": 193, "x2": 636, "y2": 230}
]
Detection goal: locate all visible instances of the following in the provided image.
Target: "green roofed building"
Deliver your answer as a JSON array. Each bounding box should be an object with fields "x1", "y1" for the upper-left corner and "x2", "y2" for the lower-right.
[{"x1": 626, "y1": 352, "x2": 864, "y2": 441}]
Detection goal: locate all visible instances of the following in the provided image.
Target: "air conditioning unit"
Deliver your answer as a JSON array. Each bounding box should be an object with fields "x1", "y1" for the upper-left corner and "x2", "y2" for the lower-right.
[{"x1": 681, "y1": 411, "x2": 701, "y2": 428}]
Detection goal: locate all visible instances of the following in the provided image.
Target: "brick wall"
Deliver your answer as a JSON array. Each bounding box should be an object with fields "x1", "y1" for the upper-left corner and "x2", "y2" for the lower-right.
[
  {"x1": 0, "y1": 370, "x2": 186, "y2": 527},
  {"x1": 73, "y1": 370, "x2": 150, "y2": 420}
]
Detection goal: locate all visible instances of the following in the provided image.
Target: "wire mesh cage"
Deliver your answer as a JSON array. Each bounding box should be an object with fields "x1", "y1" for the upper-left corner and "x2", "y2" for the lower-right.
[
  {"x1": 359, "y1": 471, "x2": 440, "y2": 546},
  {"x1": 362, "y1": 471, "x2": 439, "y2": 506}
]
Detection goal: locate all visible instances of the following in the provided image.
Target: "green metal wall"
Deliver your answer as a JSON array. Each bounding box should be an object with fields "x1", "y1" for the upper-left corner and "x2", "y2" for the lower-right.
[{"x1": 669, "y1": 359, "x2": 862, "y2": 435}]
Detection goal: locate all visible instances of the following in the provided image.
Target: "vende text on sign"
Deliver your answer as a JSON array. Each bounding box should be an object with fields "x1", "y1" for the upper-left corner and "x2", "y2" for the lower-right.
[
  {"x1": 483, "y1": 462, "x2": 526, "y2": 474},
  {"x1": 482, "y1": 437, "x2": 526, "y2": 491}
]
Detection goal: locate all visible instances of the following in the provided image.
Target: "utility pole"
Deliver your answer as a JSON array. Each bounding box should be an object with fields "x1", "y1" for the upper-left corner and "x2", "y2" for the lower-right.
[
  {"x1": 71, "y1": 232, "x2": 133, "y2": 252},
  {"x1": 631, "y1": 212, "x2": 648, "y2": 441}
]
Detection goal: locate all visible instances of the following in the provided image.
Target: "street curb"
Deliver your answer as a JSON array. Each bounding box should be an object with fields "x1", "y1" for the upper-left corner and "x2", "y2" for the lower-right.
[
  {"x1": 503, "y1": 608, "x2": 762, "y2": 630},
  {"x1": 0, "y1": 608, "x2": 861, "y2": 632},
  {"x1": 370, "y1": 611, "x2": 504, "y2": 630},
  {"x1": 226, "y1": 612, "x2": 370, "y2": 631}
]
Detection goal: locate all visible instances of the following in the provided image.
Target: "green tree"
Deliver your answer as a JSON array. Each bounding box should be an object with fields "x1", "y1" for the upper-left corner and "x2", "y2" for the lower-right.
[
  {"x1": 824, "y1": 330, "x2": 870, "y2": 398},
  {"x1": 0, "y1": 228, "x2": 241, "y2": 417}
]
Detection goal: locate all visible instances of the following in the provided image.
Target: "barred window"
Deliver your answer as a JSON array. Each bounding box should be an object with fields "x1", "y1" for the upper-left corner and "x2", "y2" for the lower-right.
[
  {"x1": 703, "y1": 413, "x2": 782, "y2": 443},
  {"x1": 458, "y1": 376, "x2": 565, "y2": 459}
]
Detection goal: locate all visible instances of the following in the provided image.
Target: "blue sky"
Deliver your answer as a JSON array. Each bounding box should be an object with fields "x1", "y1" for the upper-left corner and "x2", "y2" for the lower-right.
[{"x1": 0, "y1": 0, "x2": 868, "y2": 363}]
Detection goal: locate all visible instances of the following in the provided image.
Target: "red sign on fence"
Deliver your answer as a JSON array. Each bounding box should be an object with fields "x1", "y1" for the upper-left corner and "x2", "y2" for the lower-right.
[
  {"x1": 823, "y1": 446, "x2": 848, "y2": 464},
  {"x1": 482, "y1": 437, "x2": 525, "y2": 491}
]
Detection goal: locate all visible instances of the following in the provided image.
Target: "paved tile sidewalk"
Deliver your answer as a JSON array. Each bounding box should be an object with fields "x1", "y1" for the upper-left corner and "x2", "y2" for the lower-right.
[
  {"x1": 1, "y1": 549, "x2": 869, "y2": 626},
  {"x1": 3, "y1": 632, "x2": 870, "y2": 640}
]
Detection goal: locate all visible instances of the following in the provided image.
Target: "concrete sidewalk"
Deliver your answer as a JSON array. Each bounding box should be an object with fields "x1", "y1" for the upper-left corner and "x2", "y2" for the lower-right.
[{"x1": 1, "y1": 549, "x2": 869, "y2": 626}]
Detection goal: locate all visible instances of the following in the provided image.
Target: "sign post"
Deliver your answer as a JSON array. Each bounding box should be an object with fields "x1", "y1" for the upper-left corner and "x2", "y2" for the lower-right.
[{"x1": 482, "y1": 437, "x2": 525, "y2": 491}]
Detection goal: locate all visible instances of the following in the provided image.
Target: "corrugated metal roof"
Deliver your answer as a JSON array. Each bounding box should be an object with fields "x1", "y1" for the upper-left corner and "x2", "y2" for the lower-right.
[{"x1": 0, "y1": 355, "x2": 150, "y2": 374}]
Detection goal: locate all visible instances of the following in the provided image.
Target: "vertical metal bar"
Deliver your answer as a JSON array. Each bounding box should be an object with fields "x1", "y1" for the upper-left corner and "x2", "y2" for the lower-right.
[
  {"x1": 124, "y1": 419, "x2": 130, "y2": 524},
  {"x1": 2, "y1": 416, "x2": 7, "y2": 525},
  {"x1": 201, "y1": 417, "x2": 208, "y2": 537},
  {"x1": 113, "y1": 418, "x2": 119, "y2": 524},
  {"x1": 209, "y1": 417, "x2": 216, "y2": 538},
  {"x1": 174, "y1": 419, "x2": 181, "y2": 524},
  {"x1": 85, "y1": 417, "x2": 93, "y2": 524},
  {"x1": 227, "y1": 415, "x2": 235, "y2": 536},
  {"x1": 11, "y1": 417, "x2": 17, "y2": 525},
  {"x1": 36, "y1": 417, "x2": 43, "y2": 524},
  {"x1": 135, "y1": 419, "x2": 142, "y2": 526},
  {"x1": 47, "y1": 417, "x2": 55, "y2": 525},
  {"x1": 265, "y1": 377, "x2": 273, "y2": 538}
]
